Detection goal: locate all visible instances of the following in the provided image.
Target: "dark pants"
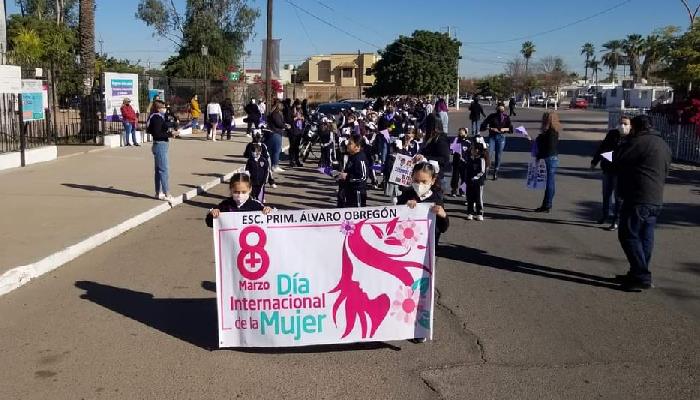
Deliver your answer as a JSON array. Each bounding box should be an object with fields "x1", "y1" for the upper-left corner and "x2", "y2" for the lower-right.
[
  {"x1": 509, "y1": 106, "x2": 516, "y2": 116},
  {"x1": 450, "y1": 155, "x2": 464, "y2": 192},
  {"x1": 338, "y1": 187, "x2": 367, "y2": 208},
  {"x1": 541, "y1": 156, "x2": 559, "y2": 209},
  {"x1": 466, "y1": 183, "x2": 484, "y2": 215},
  {"x1": 288, "y1": 134, "x2": 302, "y2": 165},
  {"x1": 618, "y1": 203, "x2": 661, "y2": 285},
  {"x1": 252, "y1": 184, "x2": 264, "y2": 202},
  {"x1": 222, "y1": 119, "x2": 233, "y2": 140},
  {"x1": 246, "y1": 119, "x2": 259, "y2": 135},
  {"x1": 601, "y1": 172, "x2": 621, "y2": 222},
  {"x1": 320, "y1": 144, "x2": 333, "y2": 168}
]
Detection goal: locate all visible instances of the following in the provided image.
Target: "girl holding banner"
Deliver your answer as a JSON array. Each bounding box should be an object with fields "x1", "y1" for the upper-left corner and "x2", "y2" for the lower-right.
[{"x1": 397, "y1": 162, "x2": 450, "y2": 243}]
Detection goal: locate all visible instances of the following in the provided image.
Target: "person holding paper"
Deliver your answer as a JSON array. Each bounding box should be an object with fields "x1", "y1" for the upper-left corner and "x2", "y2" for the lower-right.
[
  {"x1": 397, "y1": 161, "x2": 449, "y2": 243},
  {"x1": 480, "y1": 103, "x2": 513, "y2": 180},
  {"x1": 534, "y1": 112, "x2": 561, "y2": 213},
  {"x1": 591, "y1": 115, "x2": 631, "y2": 230},
  {"x1": 449, "y1": 128, "x2": 471, "y2": 197}
]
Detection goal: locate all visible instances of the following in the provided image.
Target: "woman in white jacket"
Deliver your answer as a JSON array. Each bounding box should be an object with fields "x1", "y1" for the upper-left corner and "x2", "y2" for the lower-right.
[{"x1": 206, "y1": 99, "x2": 223, "y2": 141}]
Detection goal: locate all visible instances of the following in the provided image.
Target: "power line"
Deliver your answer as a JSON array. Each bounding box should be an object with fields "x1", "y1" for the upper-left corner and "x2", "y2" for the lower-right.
[
  {"x1": 292, "y1": 2, "x2": 321, "y2": 54},
  {"x1": 462, "y1": 0, "x2": 633, "y2": 44}
]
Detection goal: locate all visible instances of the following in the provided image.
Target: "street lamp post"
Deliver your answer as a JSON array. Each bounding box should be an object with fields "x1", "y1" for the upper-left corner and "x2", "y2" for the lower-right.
[
  {"x1": 291, "y1": 67, "x2": 297, "y2": 99},
  {"x1": 201, "y1": 45, "x2": 209, "y2": 105}
]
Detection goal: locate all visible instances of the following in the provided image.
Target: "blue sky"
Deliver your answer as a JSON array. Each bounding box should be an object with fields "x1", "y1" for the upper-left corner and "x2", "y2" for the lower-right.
[{"x1": 6, "y1": 0, "x2": 692, "y2": 76}]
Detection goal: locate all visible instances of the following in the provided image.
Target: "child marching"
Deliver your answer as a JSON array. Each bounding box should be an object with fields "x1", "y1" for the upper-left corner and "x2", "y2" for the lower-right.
[
  {"x1": 465, "y1": 136, "x2": 488, "y2": 221},
  {"x1": 205, "y1": 172, "x2": 272, "y2": 227}
]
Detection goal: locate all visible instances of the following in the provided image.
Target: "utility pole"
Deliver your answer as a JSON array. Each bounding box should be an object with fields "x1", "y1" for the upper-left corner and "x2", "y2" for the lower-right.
[
  {"x1": 357, "y1": 49, "x2": 362, "y2": 99},
  {"x1": 265, "y1": 0, "x2": 273, "y2": 112},
  {"x1": 443, "y1": 26, "x2": 459, "y2": 109}
]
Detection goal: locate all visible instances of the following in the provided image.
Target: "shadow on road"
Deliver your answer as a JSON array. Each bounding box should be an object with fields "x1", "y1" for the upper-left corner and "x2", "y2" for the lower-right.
[
  {"x1": 61, "y1": 183, "x2": 154, "y2": 200},
  {"x1": 75, "y1": 281, "x2": 401, "y2": 353},
  {"x1": 437, "y1": 244, "x2": 625, "y2": 291}
]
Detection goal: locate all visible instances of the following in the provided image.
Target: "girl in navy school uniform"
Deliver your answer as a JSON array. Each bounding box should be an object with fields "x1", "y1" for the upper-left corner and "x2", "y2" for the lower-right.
[
  {"x1": 245, "y1": 144, "x2": 270, "y2": 202},
  {"x1": 337, "y1": 134, "x2": 369, "y2": 208},
  {"x1": 205, "y1": 173, "x2": 272, "y2": 228},
  {"x1": 449, "y1": 127, "x2": 471, "y2": 197},
  {"x1": 464, "y1": 137, "x2": 488, "y2": 221},
  {"x1": 396, "y1": 162, "x2": 449, "y2": 243},
  {"x1": 244, "y1": 127, "x2": 277, "y2": 189}
]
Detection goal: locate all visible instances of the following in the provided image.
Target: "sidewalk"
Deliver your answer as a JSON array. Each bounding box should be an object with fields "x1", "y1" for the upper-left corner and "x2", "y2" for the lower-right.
[{"x1": 0, "y1": 131, "x2": 253, "y2": 294}]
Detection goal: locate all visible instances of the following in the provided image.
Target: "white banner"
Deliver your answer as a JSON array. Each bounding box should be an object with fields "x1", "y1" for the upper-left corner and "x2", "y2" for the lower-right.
[
  {"x1": 388, "y1": 154, "x2": 415, "y2": 187},
  {"x1": 213, "y1": 205, "x2": 436, "y2": 347},
  {"x1": 526, "y1": 157, "x2": 547, "y2": 190},
  {"x1": 104, "y1": 72, "x2": 139, "y2": 121}
]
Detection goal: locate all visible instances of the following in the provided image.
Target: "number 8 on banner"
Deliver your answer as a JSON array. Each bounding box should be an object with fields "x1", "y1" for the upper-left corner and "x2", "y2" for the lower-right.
[{"x1": 236, "y1": 226, "x2": 270, "y2": 280}]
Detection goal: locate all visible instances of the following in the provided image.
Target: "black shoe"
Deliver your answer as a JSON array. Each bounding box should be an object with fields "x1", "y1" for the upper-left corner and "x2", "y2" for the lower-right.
[
  {"x1": 597, "y1": 217, "x2": 607, "y2": 224},
  {"x1": 534, "y1": 207, "x2": 551, "y2": 213},
  {"x1": 613, "y1": 274, "x2": 632, "y2": 283},
  {"x1": 493, "y1": 173, "x2": 498, "y2": 181},
  {"x1": 296, "y1": 161, "x2": 304, "y2": 168},
  {"x1": 605, "y1": 223, "x2": 619, "y2": 231},
  {"x1": 134, "y1": 143, "x2": 140, "y2": 147},
  {"x1": 125, "y1": 143, "x2": 131, "y2": 146}
]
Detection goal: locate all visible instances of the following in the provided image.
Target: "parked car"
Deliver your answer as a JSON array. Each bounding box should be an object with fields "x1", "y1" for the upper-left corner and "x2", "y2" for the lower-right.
[
  {"x1": 458, "y1": 97, "x2": 473, "y2": 105},
  {"x1": 339, "y1": 99, "x2": 373, "y2": 110},
  {"x1": 570, "y1": 97, "x2": 588, "y2": 109},
  {"x1": 315, "y1": 102, "x2": 351, "y2": 116}
]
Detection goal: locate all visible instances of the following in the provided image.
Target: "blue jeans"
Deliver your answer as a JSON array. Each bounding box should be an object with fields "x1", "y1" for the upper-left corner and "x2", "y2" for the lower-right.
[
  {"x1": 123, "y1": 122, "x2": 136, "y2": 145},
  {"x1": 618, "y1": 203, "x2": 660, "y2": 284},
  {"x1": 602, "y1": 172, "x2": 621, "y2": 221},
  {"x1": 470, "y1": 119, "x2": 480, "y2": 135},
  {"x1": 265, "y1": 132, "x2": 283, "y2": 167},
  {"x1": 541, "y1": 156, "x2": 558, "y2": 209},
  {"x1": 152, "y1": 141, "x2": 169, "y2": 194},
  {"x1": 488, "y1": 134, "x2": 506, "y2": 172}
]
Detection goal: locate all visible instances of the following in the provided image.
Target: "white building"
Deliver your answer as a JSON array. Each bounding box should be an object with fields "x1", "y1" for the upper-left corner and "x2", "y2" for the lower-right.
[{"x1": 603, "y1": 85, "x2": 673, "y2": 110}]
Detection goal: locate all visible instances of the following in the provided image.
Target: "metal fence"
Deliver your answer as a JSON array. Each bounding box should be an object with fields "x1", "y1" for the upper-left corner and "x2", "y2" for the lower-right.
[
  {"x1": 0, "y1": 93, "x2": 53, "y2": 155},
  {"x1": 609, "y1": 110, "x2": 700, "y2": 164}
]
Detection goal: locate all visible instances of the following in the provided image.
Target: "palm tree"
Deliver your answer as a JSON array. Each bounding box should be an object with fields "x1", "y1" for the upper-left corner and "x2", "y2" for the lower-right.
[
  {"x1": 601, "y1": 40, "x2": 623, "y2": 83},
  {"x1": 641, "y1": 34, "x2": 662, "y2": 81},
  {"x1": 521, "y1": 41, "x2": 536, "y2": 73},
  {"x1": 580, "y1": 43, "x2": 595, "y2": 83},
  {"x1": 521, "y1": 41, "x2": 536, "y2": 107},
  {"x1": 588, "y1": 57, "x2": 602, "y2": 83},
  {"x1": 79, "y1": 0, "x2": 95, "y2": 95},
  {"x1": 622, "y1": 34, "x2": 645, "y2": 83}
]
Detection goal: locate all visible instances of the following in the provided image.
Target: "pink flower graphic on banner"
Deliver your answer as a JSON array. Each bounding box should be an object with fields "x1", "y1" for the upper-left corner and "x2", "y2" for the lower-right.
[
  {"x1": 396, "y1": 220, "x2": 422, "y2": 248},
  {"x1": 391, "y1": 286, "x2": 420, "y2": 323},
  {"x1": 339, "y1": 220, "x2": 355, "y2": 236},
  {"x1": 330, "y1": 219, "x2": 431, "y2": 339}
]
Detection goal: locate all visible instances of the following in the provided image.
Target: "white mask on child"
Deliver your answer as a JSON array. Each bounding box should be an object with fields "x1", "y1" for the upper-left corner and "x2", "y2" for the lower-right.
[
  {"x1": 232, "y1": 193, "x2": 250, "y2": 205},
  {"x1": 254, "y1": 152, "x2": 261, "y2": 160},
  {"x1": 412, "y1": 183, "x2": 432, "y2": 197}
]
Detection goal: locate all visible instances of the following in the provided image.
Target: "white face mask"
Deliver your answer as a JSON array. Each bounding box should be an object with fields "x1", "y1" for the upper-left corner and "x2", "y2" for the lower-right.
[
  {"x1": 254, "y1": 152, "x2": 261, "y2": 160},
  {"x1": 621, "y1": 124, "x2": 631, "y2": 135},
  {"x1": 412, "y1": 183, "x2": 432, "y2": 197},
  {"x1": 232, "y1": 193, "x2": 250, "y2": 205}
]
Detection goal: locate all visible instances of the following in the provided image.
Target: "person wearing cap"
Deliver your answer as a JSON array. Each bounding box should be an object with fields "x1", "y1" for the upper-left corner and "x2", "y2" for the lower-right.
[{"x1": 120, "y1": 98, "x2": 139, "y2": 146}]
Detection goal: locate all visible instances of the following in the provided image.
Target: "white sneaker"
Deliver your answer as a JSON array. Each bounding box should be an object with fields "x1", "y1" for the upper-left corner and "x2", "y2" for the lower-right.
[
  {"x1": 466, "y1": 214, "x2": 474, "y2": 220},
  {"x1": 270, "y1": 184, "x2": 278, "y2": 189},
  {"x1": 156, "y1": 192, "x2": 165, "y2": 200},
  {"x1": 475, "y1": 215, "x2": 484, "y2": 221},
  {"x1": 163, "y1": 194, "x2": 174, "y2": 203},
  {"x1": 273, "y1": 166, "x2": 285, "y2": 173}
]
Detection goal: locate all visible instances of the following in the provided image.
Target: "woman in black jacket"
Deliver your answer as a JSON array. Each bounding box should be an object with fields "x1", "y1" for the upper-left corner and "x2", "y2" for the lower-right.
[
  {"x1": 534, "y1": 112, "x2": 561, "y2": 213},
  {"x1": 221, "y1": 98, "x2": 235, "y2": 140},
  {"x1": 591, "y1": 115, "x2": 630, "y2": 230},
  {"x1": 416, "y1": 114, "x2": 451, "y2": 183}
]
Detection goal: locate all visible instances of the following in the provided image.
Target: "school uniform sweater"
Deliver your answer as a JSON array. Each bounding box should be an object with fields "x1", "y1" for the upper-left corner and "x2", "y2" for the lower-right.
[
  {"x1": 245, "y1": 156, "x2": 270, "y2": 187},
  {"x1": 205, "y1": 198, "x2": 265, "y2": 228},
  {"x1": 342, "y1": 151, "x2": 369, "y2": 192},
  {"x1": 464, "y1": 155, "x2": 487, "y2": 185}
]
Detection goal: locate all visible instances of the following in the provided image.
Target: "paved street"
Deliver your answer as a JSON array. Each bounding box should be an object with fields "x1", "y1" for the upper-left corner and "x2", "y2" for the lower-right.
[{"x1": 0, "y1": 107, "x2": 698, "y2": 399}]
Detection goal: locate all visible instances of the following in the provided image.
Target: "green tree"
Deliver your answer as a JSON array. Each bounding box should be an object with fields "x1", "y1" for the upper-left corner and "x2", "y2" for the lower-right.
[
  {"x1": 659, "y1": 20, "x2": 700, "y2": 95},
  {"x1": 580, "y1": 42, "x2": 595, "y2": 83},
  {"x1": 601, "y1": 40, "x2": 623, "y2": 82},
  {"x1": 9, "y1": 26, "x2": 43, "y2": 65},
  {"x1": 476, "y1": 74, "x2": 511, "y2": 100},
  {"x1": 367, "y1": 30, "x2": 461, "y2": 96},
  {"x1": 136, "y1": 0, "x2": 259, "y2": 78},
  {"x1": 588, "y1": 57, "x2": 602, "y2": 83},
  {"x1": 623, "y1": 34, "x2": 645, "y2": 82},
  {"x1": 521, "y1": 41, "x2": 536, "y2": 74},
  {"x1": 15, "y1": 0, "x2": 78, "y2": 24}
]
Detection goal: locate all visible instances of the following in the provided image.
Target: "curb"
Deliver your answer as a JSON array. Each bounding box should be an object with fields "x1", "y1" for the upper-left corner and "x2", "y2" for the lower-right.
[{"x1": 0, "y1": 171, "x2": 236, "y2": 297}]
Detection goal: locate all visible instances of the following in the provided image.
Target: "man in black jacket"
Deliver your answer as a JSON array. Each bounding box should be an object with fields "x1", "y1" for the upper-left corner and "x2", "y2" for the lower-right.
[
  {"x1": 612, "y1": 115, "x2": 671, "y2": 291},
  {"x1": 591, "y1": 115, "x2": 631, "y2": 230},
  {"x1": 244, "y1": 99, "x2": 261, "y2": 137}
]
